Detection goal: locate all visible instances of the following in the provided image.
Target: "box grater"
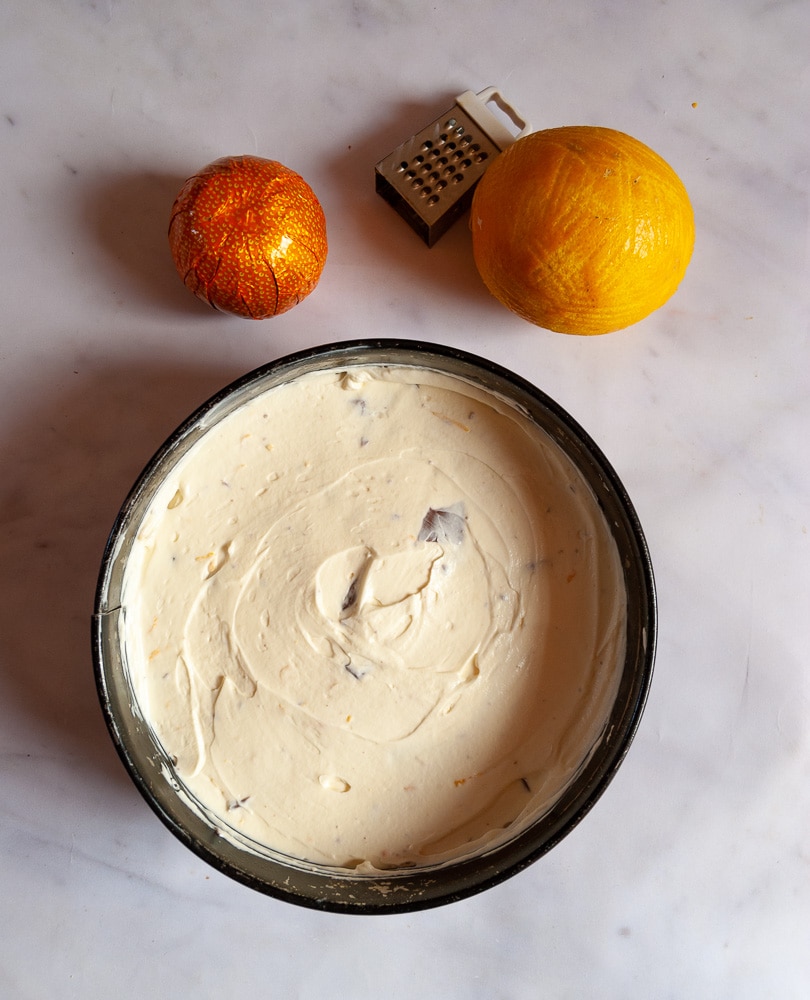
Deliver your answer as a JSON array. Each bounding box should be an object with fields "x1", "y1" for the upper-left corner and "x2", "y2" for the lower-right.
[{"x1": 375, "y1": 87, "x2": 531, "y2": 247}]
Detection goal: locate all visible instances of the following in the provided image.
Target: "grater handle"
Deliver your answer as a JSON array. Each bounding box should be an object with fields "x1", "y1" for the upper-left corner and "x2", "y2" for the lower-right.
[{"x1": 455, "y1": 88, "x2": 532, "y2": 151}]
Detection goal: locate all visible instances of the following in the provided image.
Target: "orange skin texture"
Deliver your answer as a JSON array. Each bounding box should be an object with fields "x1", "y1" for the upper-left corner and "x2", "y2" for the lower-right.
[
  {"x1": 471, "y1": 127, "x2": 695, "y2": 335},
  {"x1": 169, "y1": 155, "x2": 328, "y2": 319}
]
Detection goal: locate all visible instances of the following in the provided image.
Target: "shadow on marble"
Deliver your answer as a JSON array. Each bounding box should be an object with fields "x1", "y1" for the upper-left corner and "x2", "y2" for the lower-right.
[
  {"x1": 0, "y1": 360, "x2": 245, "y2": 786},
  {"x1": 81, "y1": 169, "x2": 220, "y2": 319}
]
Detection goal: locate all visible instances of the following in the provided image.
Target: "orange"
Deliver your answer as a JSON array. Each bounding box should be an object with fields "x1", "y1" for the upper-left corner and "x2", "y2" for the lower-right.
[
  {"x1": 470, "y1": 126, "x2": 694, "y2": 335},
  {"x1": 169, "y1": 155, "x2": 327, "y2": 319}
]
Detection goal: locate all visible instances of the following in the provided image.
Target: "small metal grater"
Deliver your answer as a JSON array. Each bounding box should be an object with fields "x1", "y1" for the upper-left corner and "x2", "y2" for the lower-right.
[{"x1": 375, "y1": 87, "x2": 531, "y2": 246}]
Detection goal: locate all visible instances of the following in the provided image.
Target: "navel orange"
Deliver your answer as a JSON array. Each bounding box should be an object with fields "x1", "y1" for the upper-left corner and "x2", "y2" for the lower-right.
[
  {"x1": 169, "y1": 155, "x2": 327, "y2": 319},
  {"x1": 470, "y1": 126, "x2": 694, "y2": 335}
]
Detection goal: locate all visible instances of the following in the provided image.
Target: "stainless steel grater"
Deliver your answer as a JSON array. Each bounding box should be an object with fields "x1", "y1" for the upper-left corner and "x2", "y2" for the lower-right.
[{"x1": 375, "y1": 87, "x2": 531, "y2": 246}]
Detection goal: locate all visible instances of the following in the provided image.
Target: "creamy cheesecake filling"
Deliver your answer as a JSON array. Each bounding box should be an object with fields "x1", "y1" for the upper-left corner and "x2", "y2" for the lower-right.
[{"x1": 121, "y1": 364, "x2": 626, "y2": 871}]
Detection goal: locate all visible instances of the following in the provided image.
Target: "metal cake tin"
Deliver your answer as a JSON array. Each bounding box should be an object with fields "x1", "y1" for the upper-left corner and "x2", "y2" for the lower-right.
[{"x1": 93, "y1": 339, "x2": 656, "y2": 914}]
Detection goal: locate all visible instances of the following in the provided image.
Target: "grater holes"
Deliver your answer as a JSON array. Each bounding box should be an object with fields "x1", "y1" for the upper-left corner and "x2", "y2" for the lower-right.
[{"x1": 393, "y1": 120, "x2": 485, "y2": 205}]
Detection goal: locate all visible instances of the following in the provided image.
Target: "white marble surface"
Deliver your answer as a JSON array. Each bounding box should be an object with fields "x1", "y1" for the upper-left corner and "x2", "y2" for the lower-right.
[{"x1": 1, "y1": 0, "x2": 808, "y2": 995}]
